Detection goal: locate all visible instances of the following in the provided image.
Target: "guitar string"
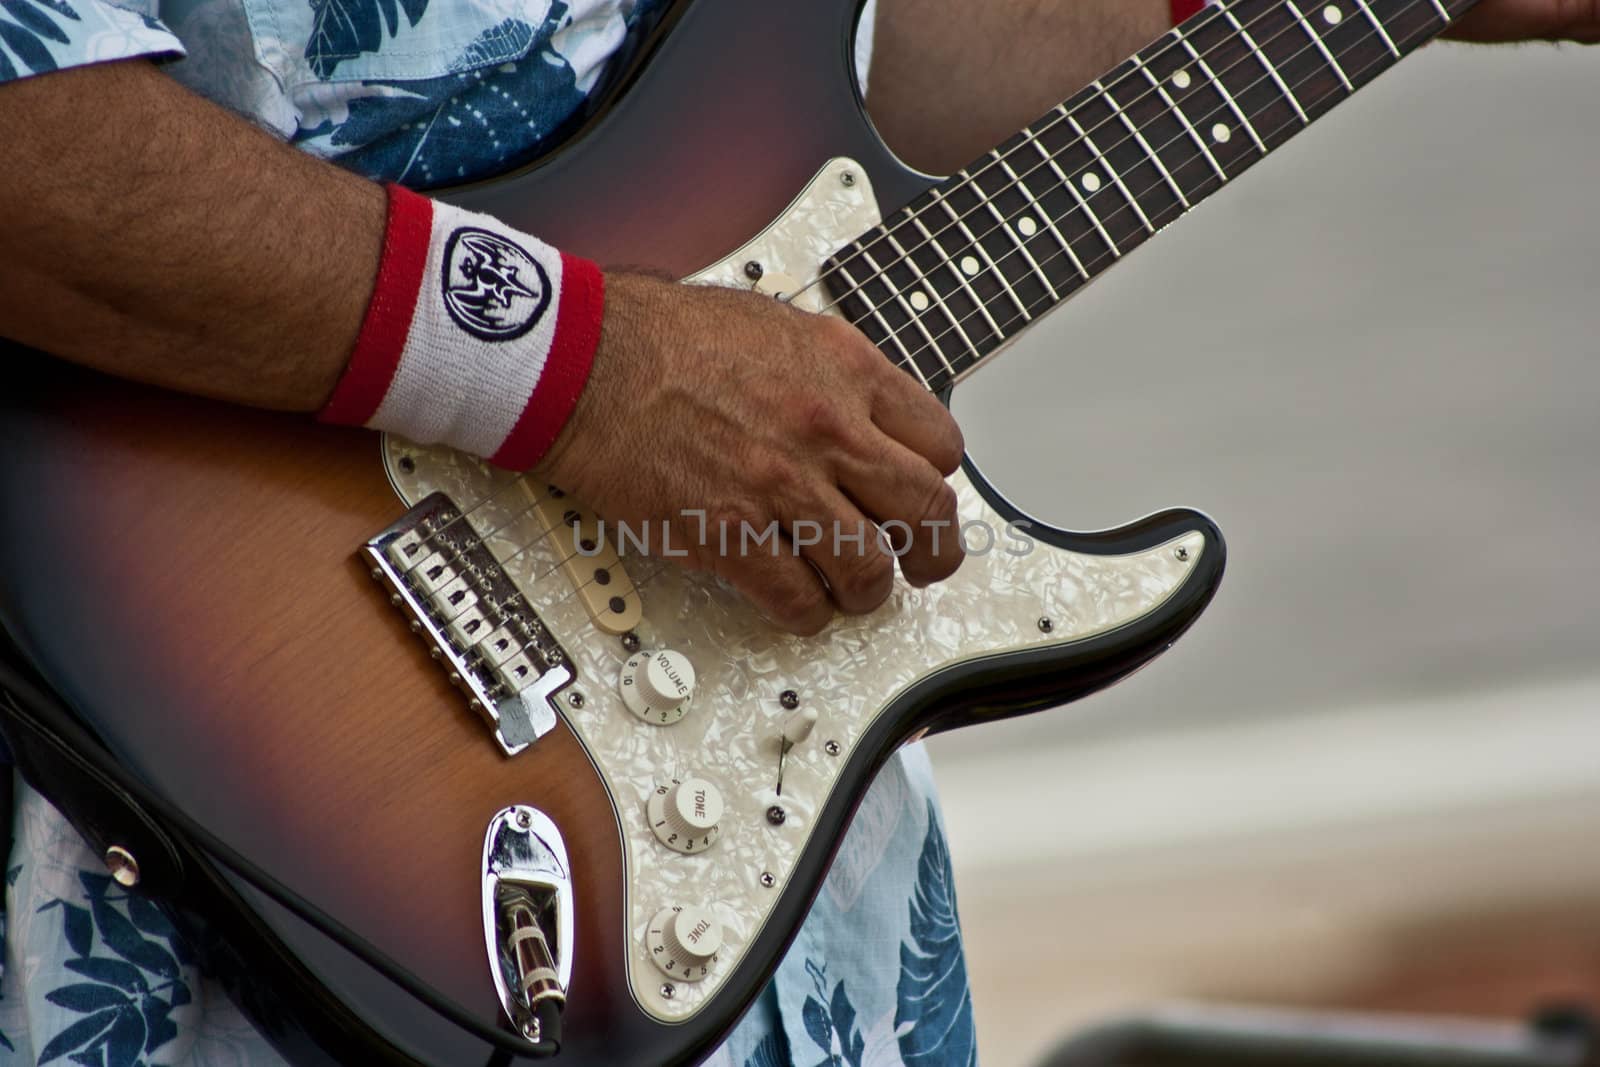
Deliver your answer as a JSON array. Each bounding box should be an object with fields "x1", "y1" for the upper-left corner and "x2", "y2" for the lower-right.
[
  {"x1": 397, "y1": 0, "x2": 1421, "y2": 556},
  {"x1": 397, "y1": 0, "x2": 1317, "y2": 567},
  {"x1": 396, "y1": 488, "x2": 541, "y2": 577},
  {"x1": 815, "y1": 0, "x2": 1446, "y2": 331},
  {"x1": 836, "y1": 0, "x2": 1452, "y2": 381},
  {"x1": 509, "y1": 3, "x2": 1460, "y2": 659},
  {"x1": 805, "y1": 0, "x2": 1245, "y2": 296},
  {"x1": 801, "y1": 0, "x2": 1456, "y2": 317},
  {"x1": 400, "y1": 483, "x2": 629, "y2": 615},
  {"x1": 390, "y1": 0, "x2": 1454, "y2": 679}
]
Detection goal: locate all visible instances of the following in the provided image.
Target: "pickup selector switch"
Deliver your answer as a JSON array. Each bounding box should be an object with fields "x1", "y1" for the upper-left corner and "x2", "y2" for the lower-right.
[
  {"x1": 647, "y1": 777, "x2": 723, "y2": 853},
  {"x1": 619, "y1": 649, "x2": 696, "y2": 725},
  {"x1": 646, "y1": 905, "x2": 722, "y2": 982}
]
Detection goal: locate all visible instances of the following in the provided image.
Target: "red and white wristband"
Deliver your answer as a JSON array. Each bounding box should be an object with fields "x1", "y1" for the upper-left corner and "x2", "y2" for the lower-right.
[
  {"x1": 319, "y1": 184, "x2": 604, "y2": 470},
  {"x1": 1172, "y1": 0, "x2": 1212, "y2": 22}
]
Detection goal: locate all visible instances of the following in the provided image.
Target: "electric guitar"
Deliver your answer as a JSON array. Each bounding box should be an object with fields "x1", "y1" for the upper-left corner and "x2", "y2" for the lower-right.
[{"x1": 0, "y1": 0, "x2": 1479, "y2": 1061}]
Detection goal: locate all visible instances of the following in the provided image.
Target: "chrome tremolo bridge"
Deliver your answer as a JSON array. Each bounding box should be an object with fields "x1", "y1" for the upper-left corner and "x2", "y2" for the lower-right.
[{"x1": 361, "y1": 491, "x2": 573, "y2": 755}]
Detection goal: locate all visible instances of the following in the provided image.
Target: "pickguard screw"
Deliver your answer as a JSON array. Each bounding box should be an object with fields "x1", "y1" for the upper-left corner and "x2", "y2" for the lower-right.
[
  {"x1": 567, "y1": 691, "x2": 585, "y2": 708},
  {"x1": 779, "y1": 689, "x2": 799, "y2": 710},
  {"x1": 760, "y1": 872, "x2": 776, "y2": 888},
  {"x1": 766, "y1": 805, "x2": 787, "y2": 826},
  {"x1": 1038, "y1": 617, "x2": 1054, "y2": 633},
  {"x1": 516, "y1": 810, "x2": 532, "y2": 829},
  {"x1": 840, "y1": 170, "x2": 856, "y2": 187},
  {"x1": 398, "y1": 455, "x2": 416, "y2": 474},
  {"x1": 660, "y1": 984, "x2": 675, "y2": 999},
  {"x1": 743, "y1": 260, "x2": 764, "y2": 281},
  {"x1": 621, "y1": 631, "x2": 641, "y2": 653},
  {"x1": 1175, "y1": 546, "x2": 1191, "y2": 562},
  {"x1": 824, "y1": 740, "x2": 841, "y2": 757}
]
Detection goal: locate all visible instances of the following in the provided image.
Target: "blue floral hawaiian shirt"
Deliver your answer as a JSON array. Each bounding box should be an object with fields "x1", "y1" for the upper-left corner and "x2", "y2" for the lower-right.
[{"x1": 0, "y1": 0, "x2": 977, "y2": 1062}]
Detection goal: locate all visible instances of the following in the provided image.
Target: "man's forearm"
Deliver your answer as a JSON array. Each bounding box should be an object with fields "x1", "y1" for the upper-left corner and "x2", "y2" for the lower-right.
[
  {"x1": 868, "y1": 0, "x2": 1170, "y2": 176},
  {"x1": 0, "y1": 59, "x2": 383, "y2": 411}
]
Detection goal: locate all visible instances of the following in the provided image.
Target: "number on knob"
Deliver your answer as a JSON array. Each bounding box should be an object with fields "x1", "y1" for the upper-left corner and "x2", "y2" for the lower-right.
[
  {"x1": 648, "y1": 777, "x2": 723, "y2": 853},
  {"x1": 646, "y1": 904, "x2": 723, "y2": 981},
  {"x1": 619, "y1": 649, "x2": 697, "y2": 725}
]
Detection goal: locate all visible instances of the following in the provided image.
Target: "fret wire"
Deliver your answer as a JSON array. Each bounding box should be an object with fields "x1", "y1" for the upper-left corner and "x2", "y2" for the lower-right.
[
  {"x1": 902, "y1": 208, "x2": 1008, "y2": 342},
  {"x1": 1426, "y1": 0, "x2": 1451, "y2": 19},
  {"x1": 832, "y1": 261, "x2": 931, "y2": 387},
  {"x1": 1169, "y1": 35, "x2": 1240, "y2": 175},
  {"x1": 1130, "y1": 53, "x2": 1227, "y2": 186},
  {"x1": 960, "y1": 168, "x2": 1062, "y2": 303},
  {"x1": 992, "y1": 143, "x2": 1092, "y2": 280},
  {"x1": 1186, "y1": 12, "x2": 1270, "y2": 155},
  {"x1": 881, "y1": 226, "x2": 978, "y2": 368},
  {"x1": 810, "y1": 4, "x2": 1243, "y2": 302},
  {"x1": 815, "y1": 0, "x2": 1380, "y2": 312},
  {"x1": 1217, "y1": 3, "x2": 1310, "y2": 127},
  {"x1": 1283, "y1": 0, "x2": 1354, "y2": 90},
  {"x1": 1028, "y1": 127, "x2": 1122, "y2": 259},
  {"x1": 813, "y1": 2, "x2": 1266, "y2": 316},
  {"x1": 929, "y1": 184, "x2": 1033, "y2": 324},
  {"x1": 857, "y1": 244, "x2": 957, "y2": 379},
  {"x1": 829, "y1": 0, "x2": 1428, "y2": 345},
  {"x1": 864, "y1": 0, "x2": 1441, "y2": 382},
  {"x1": 1060, "y1": 111, "x2": 1155, "y2": 235},
  {"x1": 1350, "y1": 0, "x2": 1403, "y2": 55},
  {"x1": 1095, "y1": 78, "x2": 1192, "y2": 210}
]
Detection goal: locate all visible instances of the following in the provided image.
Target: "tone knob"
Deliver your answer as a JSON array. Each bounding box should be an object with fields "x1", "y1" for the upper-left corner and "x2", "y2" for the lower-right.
[
  {"x1": 645, "y1": 905, "x2": 723, "y2": 981},
  {"x1": 647, "y1": 777, "x2": 723, "y2": 854},
  {"x1": 619, "y1": 649, "x2": 696, "y2": 725}
]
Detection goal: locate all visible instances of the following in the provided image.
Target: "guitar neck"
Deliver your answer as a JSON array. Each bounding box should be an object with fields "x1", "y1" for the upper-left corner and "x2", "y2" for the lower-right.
[{"x1": 825, "y1": 0, "x2": 1480, "y2": 391}]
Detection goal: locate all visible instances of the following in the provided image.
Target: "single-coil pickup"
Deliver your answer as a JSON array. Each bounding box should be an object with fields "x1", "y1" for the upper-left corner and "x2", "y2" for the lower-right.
[
  {"x1": 362, "y1": 491, "x2": 573, "y2": 755},
  {"x1": 527, "y1": 485, "x2": 642, "y2": 636}
]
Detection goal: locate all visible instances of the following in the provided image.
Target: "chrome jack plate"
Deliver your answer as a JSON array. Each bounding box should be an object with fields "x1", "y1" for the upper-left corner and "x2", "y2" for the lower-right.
[{"x1": 483, "y1": 806, "x2": 574, "y2": 1040}]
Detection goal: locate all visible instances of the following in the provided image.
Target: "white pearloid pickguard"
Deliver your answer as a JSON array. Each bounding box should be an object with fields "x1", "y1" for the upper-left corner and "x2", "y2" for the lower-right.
[{"x1": 382, "y1": 158, "x2": 1207, "y2": 1023}]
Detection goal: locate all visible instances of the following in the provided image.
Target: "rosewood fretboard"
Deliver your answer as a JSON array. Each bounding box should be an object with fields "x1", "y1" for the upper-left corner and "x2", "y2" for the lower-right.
[{"x1": 825, "y1": 0, "x2": 1479, "y2": 391}]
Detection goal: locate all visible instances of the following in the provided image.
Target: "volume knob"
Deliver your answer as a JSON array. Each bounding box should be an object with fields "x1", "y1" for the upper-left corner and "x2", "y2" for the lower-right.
[
  {"x1": 647, "y1": 777, "x2": 723, "y2": 854},
  {"x1": 646, "y1": 905, "x2": 723, "y2": 981},
  {"x1": 619, "y1": 649, "x2": 696, "y2": 725}
]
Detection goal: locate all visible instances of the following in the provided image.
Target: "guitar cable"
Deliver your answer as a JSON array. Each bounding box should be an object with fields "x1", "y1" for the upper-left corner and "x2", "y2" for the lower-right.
[{"x1": 0, "y1": 654, "x2": 564, "y2": 1063}]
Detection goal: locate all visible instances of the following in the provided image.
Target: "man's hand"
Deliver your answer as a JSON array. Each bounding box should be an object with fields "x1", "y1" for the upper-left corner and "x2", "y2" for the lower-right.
[
  {"x1": 539, "y1": 274, "x2": 965, "y2": 636},
  {"x1": 1446, "y1": 0, "x2": 1600, "y2": 43}
]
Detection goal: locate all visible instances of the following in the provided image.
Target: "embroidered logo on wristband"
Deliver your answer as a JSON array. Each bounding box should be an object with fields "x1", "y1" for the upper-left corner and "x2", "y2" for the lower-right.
[
  {"x1": 319, "y1": 184, "x2": 605, "y2": 471},
  {"x1": 441, "y1": 227, "x2": 552, "y2": 341}
]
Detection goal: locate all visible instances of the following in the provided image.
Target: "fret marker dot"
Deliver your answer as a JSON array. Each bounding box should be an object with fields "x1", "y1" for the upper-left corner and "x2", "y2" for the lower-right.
[
  {"x1": 960, "y1": 255, "x2": 980, "y2": 276},
  {"x1": 1211, "y1": 122, "x2": 1232, "y2": 144},
  {"x1": 908, "y1": 291, "x2": 930, "y2": 312},
  {"x1": 1017, "y1": 216, "x2": 1039, "y2": 237},
  {"x1": 1082, "y1": 172, "x2": 1102, "y2": 193},
  {"x1": 1172, "y1": 69, "x2": 1192, "y2": 90},
  {"x1": 1322, "y1": 4, "x2": 1342, "y2": 23}
]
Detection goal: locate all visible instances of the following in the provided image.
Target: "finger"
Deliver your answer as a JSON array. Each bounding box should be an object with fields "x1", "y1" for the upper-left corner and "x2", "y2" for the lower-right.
[
  {"x1": 779, "y1": 488, "x2": 896, "y2": 615},
  {"x1": 836, "y1": 434, "x2": 964, "y2": 588},
  {"x1": 714, "y1": 536, "x2": 834, "y2": 636},
  {"x1": 868, "y1": 363, "x2": 965, "y2": 476}
]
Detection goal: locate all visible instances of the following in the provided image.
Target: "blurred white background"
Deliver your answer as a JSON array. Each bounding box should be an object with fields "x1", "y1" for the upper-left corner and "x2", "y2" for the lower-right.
[{"x1": 925, "y1": 39, "x2": 1600, "y2": 1065}]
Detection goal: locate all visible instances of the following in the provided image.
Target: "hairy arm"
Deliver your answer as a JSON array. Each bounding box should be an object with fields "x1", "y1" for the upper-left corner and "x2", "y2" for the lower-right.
[
  {"x1": 0, "y1": 58, "x2": 965, "y2": 633},
  {"x1": 0, "y1": 59, "x2": 383, "y2": 410}
]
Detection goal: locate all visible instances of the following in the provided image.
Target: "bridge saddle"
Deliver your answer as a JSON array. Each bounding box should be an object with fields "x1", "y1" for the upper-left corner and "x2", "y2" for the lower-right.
[{"x1": 361, "y1": 491, "x2": 573, "y2": 755}]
